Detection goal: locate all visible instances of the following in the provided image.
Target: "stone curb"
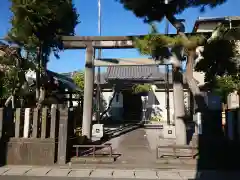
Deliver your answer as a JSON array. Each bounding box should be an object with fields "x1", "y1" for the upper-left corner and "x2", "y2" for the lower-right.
[
  {"x1": 2, "y1": 166, "x2": 237, "y2": 179},
  {"x1": 0, "y1": 166, "x2": 198, "y2": 179}
]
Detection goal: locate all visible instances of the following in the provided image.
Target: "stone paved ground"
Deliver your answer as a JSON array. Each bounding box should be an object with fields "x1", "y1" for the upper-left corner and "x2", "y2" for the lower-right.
[
  {"x1": 113, "y1": 128, "x2": 156, "y2": 165},
  {"x1": 1, "y1": 166, "x2": 240, "y2": 179},
  {"x1": 0, "y1": 166, "x2": 197, "y2": 179},
  {"x1": 0, "y1": 125, "x2": 194, "y2": 179},
  {"x1": 100, "y1": 127, "x2": 195, "y2": 168},
  {"x1": 0, "y1": 127, "x2": 237, "y2": 179}
]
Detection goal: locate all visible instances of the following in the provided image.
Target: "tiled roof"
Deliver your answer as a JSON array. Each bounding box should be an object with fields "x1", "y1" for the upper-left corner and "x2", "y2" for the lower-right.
[
  {"x1": 61, "y1": 71, "x2": 108, "y2": 85},
  {"x1": 59, "y1": 66, "x2": 202, "y2": 86},
  {"x1": 106, "y1": 65, "x2": 164, "y2": 81},
  {"x1": 105, "y1": 65, "x2": 201, "y2": 85}
]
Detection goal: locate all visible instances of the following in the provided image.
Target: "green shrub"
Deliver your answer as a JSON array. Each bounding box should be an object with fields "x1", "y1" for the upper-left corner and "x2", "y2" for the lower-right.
[{"x1": 132, "y1": 84, "x2": 152, "y2": 94}]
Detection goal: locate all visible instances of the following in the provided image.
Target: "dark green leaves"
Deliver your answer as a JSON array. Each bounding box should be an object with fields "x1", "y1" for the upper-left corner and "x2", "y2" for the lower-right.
[
  {"x1": 9, "y1": 0, "x2": 79, "y2": 55},
  {"x1": 195, "y1": 39, "x2": 238, "y2": 83},
  {"x1": 134, "y1": 24, "x2": 205, "y2": 60},
  {"x1": 118, "y1": 0, "x2": 227, "y2": 22},
  {"x1": 131, "y1": 84, "x2": 152, "y2": 94},
  {"x1": 73, "y1": 71, "x2": 85, "y2": 93}
]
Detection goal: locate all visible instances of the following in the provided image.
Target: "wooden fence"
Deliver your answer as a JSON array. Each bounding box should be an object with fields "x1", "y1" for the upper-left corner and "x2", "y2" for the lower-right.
[{"x1": 0, "y1": 106, "x2": 80, "y2": 165}]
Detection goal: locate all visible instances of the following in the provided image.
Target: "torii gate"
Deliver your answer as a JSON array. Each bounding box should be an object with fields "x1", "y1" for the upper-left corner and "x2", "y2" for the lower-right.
[{"x1": 61, "y1": 33, "x2": 210, "y2": 139}]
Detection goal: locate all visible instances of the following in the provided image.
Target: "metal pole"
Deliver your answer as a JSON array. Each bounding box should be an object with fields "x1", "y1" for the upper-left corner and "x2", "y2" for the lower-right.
[
  {"x1": 166, "y1": 64, "x2": 171, "y2": 125},
  {"x1": 96, "y1": 0, "x2": 102, "y2": 123},
  {"x1": 165, "y1": 0, "x2": 170, "y2": 125},
  {"x1": 164, "y1": 0, "x2": 169, "y2": 35}
]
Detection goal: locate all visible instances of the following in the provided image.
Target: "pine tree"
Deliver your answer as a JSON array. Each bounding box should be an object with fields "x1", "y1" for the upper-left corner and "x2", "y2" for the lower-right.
[
  {"x1": 7, "y1": 0, "x2": 79, "y2": 108},
  {"x1": 118, "y1": 0, "x2": 228, "y2": 145}
]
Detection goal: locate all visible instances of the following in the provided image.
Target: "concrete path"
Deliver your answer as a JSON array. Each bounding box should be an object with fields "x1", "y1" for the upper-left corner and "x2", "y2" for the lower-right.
[
  {"x1": 92, "y1": 127, "x2": 196, "y2": 168},
  {"x1": 114, "y1": 128, "x2": 156, "y2": 165},
  {"x1": 0, "y1": 176, "x2": 182, "y2": 180}
]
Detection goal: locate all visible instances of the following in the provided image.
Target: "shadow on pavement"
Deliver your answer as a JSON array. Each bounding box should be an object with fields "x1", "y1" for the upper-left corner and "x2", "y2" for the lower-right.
[{"x1": 70, "y1": 123, "x2": 142, "y2": 161}]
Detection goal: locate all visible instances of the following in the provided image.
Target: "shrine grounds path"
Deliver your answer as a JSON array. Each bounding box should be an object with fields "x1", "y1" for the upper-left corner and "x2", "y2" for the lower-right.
[{"x1": 102, "y1": 126, "x2": 196, "y2": 168}]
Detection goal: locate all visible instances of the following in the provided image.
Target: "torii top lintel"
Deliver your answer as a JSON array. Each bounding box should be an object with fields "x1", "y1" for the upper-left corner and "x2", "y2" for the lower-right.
[{"x1": 61, "y1": 32, "x2": 211, "y2": 49}]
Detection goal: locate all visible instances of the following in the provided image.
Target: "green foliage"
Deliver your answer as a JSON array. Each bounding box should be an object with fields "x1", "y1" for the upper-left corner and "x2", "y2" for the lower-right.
[
  {"x1": 195, "y1": 39, "x2": 238, "y2": 83},
  {"x1": 194, "y1": 25, "x2": 239, "y2": 100},
  {"x1": 134, "y1": 24, "x2": 238, "y2": 101},
  {"x1": 8, "y1": 0, "x2": 79, "y2": 59},
  {"x1": 0, "y1": 45, "x2": 35, "y2": 99},
  {"x1": 131, "y1": 84, "x2": 152, "y2": 94},
  {"x1": 150, "y1": 115, "x2": 162, "y2": 122},
  {"x1": 134, "y1": 24, "x2": 205, "y2": 60},
  {"x1": 72, "y1": 71, "x2": 84, "y2": 94},
  {"x1": 213, "y1": 75, "x2": 240, "y2": 102},
  {"x1": 5, "y1": 0, "x2": 79, "y2": 107},
  {"x1": 118, "y1": 0, "x2": 226, "y2": 22}
]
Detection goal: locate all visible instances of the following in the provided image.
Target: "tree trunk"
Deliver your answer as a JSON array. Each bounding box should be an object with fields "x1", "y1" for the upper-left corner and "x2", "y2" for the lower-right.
[
  {"x1": 11, "y1": 95, "x2": 15, "y2": 109},
  {"x1": 36, "y1": 45, "x2": 48, "y2": 109},
  {"x1": 5, "y1": 95, "x2": 13, "y2": 107},
  {"x1": 185, "y1": 50, "x2": 208, "y2": 111},
  {"x1": 100, "y1": 91, "x2": 117, "y2": 120},
  {"x1": 165, "y1": 15, "x2": 203, "y2": 102},
  {"x1": 167, "y1": 14, "x2": 208, "y2": 111},
  {"x1": 37, "y1": 87, "x2": 46, "y2": 109},
  {"x1": 165, "y1": 15, "x2": 189, "y2": 144},
  {"x1": 173, "y1": 65, "x2": 187, "y2": 145},
  {"x1": 35, "y1": 47, "x2": 41, "y2": 101}
]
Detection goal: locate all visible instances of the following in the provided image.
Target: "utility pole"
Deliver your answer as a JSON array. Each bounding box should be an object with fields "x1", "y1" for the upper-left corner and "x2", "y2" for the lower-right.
[
  {"x1": 164, "y1": 0, "x2": 169, "y2": 35},
  {"x1": 96, "y1": 0, "x2": 102, "y2": 123},
  {"x1": 165, "y1": 0, "x2": 170, "y2": 125}
]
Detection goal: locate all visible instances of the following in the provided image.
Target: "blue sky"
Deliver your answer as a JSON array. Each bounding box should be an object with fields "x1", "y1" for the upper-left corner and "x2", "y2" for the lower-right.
[{"x1": 0, "y1": 0, "x2": 239, "y2": 73}]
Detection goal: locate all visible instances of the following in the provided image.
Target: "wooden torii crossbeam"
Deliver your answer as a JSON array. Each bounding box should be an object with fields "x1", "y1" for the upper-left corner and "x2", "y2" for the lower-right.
[{"x1": 61, "y1": 33, "x2": 210, "y2": 139}]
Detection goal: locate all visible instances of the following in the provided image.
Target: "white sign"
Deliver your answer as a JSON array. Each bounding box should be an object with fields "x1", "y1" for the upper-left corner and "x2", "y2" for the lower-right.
[
  {"x1": 92, "y1": 124, "x2": 104, "y2": 138},
  {"x1": 227, "y1": 92, "x2": 239, "y2": 109}
]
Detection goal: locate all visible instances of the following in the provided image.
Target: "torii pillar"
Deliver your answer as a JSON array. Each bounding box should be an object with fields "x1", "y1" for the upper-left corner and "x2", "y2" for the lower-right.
[{"x1": 82, "y1": 44, "x2": 94, "y2": 139}]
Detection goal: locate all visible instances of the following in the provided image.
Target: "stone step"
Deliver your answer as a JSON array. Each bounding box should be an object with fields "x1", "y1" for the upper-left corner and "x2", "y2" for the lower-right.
[
  {"x1": 156, "y1": 158, "x2": 197, "y2": 165},
  {"x1": 143, "y1": 124, "x2": 163, "y2": 129},
  {"x1": 71, "y1": 157, "x2": 115, "y2": 164}
]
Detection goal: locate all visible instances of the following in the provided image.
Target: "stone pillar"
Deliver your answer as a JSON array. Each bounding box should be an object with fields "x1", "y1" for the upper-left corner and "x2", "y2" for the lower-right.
[
  {"x1": 227, "y1": 92, "x2": 239, "y2": 140},
  {"x1": 82, "y1": 44, "x2": 94, "y2": 139},
  {"x1": 57, "y1": 108, "x2": 69, "y2": 165}
]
